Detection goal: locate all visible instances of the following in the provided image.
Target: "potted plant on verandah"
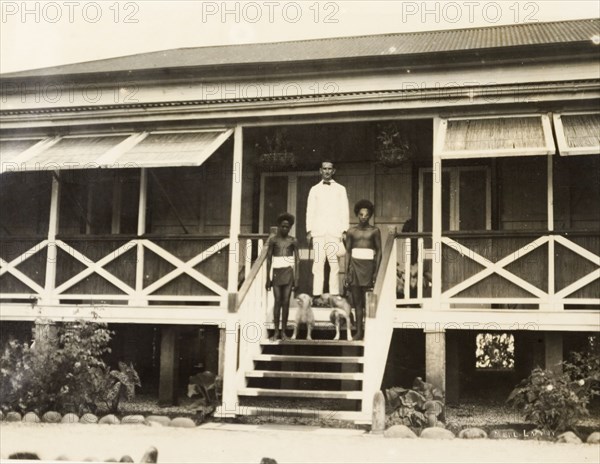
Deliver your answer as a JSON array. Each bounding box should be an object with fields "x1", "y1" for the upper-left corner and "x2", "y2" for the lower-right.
[
  {"x1": 255, "y1": 128, "x2": 297, "y2": 171},
  {"x1": 375, "y1": 123, "x2": 417, "y2": 167}
]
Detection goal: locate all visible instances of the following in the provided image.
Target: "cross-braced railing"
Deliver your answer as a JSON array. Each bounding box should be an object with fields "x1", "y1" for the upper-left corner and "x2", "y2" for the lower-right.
[
  {"x1": 393, "y1": 230, "x2": 599, "y2": 310},
  {"x1": 1, "y1": 235, "x2": 234, "y2": 307}
]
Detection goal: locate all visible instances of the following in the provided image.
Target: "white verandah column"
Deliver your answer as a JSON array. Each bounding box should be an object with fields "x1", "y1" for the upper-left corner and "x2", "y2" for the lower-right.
[
  {"x1": 220, "y1": 125, "x2": 244, "y2": 417},
  {"x1": 41, "y1": 171, "x2": 60, "y2": 306}
]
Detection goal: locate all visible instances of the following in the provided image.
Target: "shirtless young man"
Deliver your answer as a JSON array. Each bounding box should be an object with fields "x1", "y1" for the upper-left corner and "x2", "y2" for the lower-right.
[
  {"x1": 344, "y1": 200, "x2": 382, "y2": 340},
  {"x1": 266, "y1": 213, "x2": 300, "y2": 340}
]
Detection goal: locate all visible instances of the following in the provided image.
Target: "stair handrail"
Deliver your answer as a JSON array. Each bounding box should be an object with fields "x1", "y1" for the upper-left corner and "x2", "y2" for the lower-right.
[
  {"x1": 236, "y1": 243, "x2": 270, "y2": 311},
  {"x1": 232, "y1": 233, "x2": 275, "y2": 408},
  {"x1": 361, "y1": 228, "x2": 398, "y2": 421},
  {"x1": 369, "y1": 227, "x2": 397, "y2": 318}
]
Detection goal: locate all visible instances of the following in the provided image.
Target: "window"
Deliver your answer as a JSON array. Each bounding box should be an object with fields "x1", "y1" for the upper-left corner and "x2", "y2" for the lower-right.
[{"x1": 475, "y1": 333, "x2": 515, "y2": 370}]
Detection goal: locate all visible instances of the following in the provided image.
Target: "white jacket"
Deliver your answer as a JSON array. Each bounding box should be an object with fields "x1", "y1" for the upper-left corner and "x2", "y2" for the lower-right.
[{"x1": 306, "y1": 180, "x2": 349, "y2": 237}]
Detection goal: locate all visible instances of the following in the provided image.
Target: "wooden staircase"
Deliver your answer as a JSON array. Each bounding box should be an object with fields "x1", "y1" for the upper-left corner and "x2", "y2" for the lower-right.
[
  {"x1": 237, "y1": 335, "x2": 367, "y2": 421},
  {"x1": 220, "y1": 230, "x2": 398, "y2": 424}
]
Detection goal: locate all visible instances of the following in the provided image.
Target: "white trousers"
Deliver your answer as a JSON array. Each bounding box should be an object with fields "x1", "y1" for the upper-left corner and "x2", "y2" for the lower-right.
[{"x1": 311, "y1": 234, "x2": 341, "y2": 295}]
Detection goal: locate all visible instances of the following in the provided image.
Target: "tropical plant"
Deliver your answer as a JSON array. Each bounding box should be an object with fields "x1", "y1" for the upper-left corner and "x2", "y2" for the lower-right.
[
  {"x1": 475, "y1": 332, "x2": 515, "y2": 369},
  {"x1": 507, "y1": 367, "x2": 590, "y2": 433},
  {"x1": 0, "y1": 320, "x2": 139, "y2": 415},
  {"x1": 255, "y1": 128, "x2": 296, "y2": 170},
  {"x1": 384, "y1": 377, "x2": 445, "y2": 428},
  {"x1": 100, "y1": 362, "x2": 142, "y2": 413},
  {"x1": 375, "y1": 123, "x2": 416, "y2": 166},
  {"x1": 562, "y1": 336, "x2": 600, "y2": 399}
]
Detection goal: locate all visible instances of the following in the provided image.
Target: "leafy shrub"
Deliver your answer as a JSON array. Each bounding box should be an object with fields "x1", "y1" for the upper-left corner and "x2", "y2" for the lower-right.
[
  {"x1": 100, "y1": 362, "x2": 142, "y2": 413},
  {"x1": 507, "y1": 367, "x2": 589, "y2": 433},
  {"x1": 384, "y1": 377, "x2": 444, "y2": 428},
  {"x1": 0, "y1": 320, "x2": 140, "y2": 415},
  {"x1": 562, "y1": 337, "x2": 600, "y2": 399},
  {"x1": 475, "y1": 332, "x2": 515, "y2": 369}
]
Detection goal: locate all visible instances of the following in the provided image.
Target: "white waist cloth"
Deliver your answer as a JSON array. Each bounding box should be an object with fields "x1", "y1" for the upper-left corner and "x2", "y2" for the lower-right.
[
  {"x1": 272, "y1": 256, "x2": 294, "y2": 268},
  {"x1": 352, "y1": 248, "x2": 375, "y2": 260}
]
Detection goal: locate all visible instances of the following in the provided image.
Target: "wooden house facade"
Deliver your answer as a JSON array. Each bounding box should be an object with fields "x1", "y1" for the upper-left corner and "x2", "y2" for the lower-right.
[{"x1": 1, "y1": 19, "x2": 598, "y2": 422}]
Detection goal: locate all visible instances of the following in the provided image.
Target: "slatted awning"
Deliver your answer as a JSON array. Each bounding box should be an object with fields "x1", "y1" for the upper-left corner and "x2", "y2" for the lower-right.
[
  {"x1": 553, "y1": 112, "x2": 600, "y2": 156},
  {"x1": 438, "y1": 115, "x2": 556, "y2": 159},
  {"x1": 1, "y1": 138, "x2": 47, "y2": 171},
  {"x1": 115, "y1": 130, "x2": 234, "y2": 168},
  {"x1": 1, "y1": 129, "x2": 233, "y2": 173}
]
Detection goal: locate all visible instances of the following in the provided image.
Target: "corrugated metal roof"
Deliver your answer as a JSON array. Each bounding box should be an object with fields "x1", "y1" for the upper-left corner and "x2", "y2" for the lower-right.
[{"x1": 2, "y1": 18, "x2": 598, "y2": 78}]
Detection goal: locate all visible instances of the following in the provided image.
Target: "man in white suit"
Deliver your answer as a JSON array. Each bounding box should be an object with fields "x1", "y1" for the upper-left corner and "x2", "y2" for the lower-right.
[{"x1": 306, "y1": 161, "x2": 349, "y2": 299}]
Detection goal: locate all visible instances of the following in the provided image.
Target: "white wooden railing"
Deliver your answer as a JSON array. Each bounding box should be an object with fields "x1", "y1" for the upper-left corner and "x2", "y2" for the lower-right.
[
  {"x1": 0, "y1": 235, "x2": 232, "y2": 306},
  {"x1": 237, "y1": 233, "x2": 269, "y2": 288},
  {"x1": 361, "y1": 232, "x2": 397, "y2": 420},
  {"x1": 217, "y1": 237, "x2": 270, "y2": 417},
  {"x1": 393, "y1": 231, "x2": 599, "y2": 310}
]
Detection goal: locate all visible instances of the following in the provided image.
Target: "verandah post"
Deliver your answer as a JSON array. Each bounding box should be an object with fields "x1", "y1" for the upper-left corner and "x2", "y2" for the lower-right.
[
  {"x1": 41, "y1": 171, "x2": 60, "y2": 306},
  {"x1": 220, "y1": 125, "x2": 244, "y2": 417},
  {"x1": 131, "y1": 167, "x2": 147, "y2": 306},
  {"x1": 432, "y1": 117, "x2": 444, "y2": 309},
  {"x1": 227, "y1": 125, "x2": 244, "y2": 310}
]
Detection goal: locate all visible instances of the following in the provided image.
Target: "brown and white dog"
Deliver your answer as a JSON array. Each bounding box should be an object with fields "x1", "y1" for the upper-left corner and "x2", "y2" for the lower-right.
[
  {"x1": 292, "y1": 293, "x2": 315, "y2": 340},
  {"x1": 316, "y1": 293, "x2": 354, "y2": 341}
]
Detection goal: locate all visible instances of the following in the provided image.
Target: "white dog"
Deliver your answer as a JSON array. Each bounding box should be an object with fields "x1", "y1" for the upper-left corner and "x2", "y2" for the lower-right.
[
  {"x1": 292, "y1": 293, "x2": 315, "y2": 340},
  {"x1": 315, "y1": 293, "x2": 354, "y2": 341}
]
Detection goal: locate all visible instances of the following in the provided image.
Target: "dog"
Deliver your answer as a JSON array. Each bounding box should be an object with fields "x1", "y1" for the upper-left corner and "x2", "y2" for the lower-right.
[
  {"x1": 314, "y1": 293, "x2": 354, "y2": 341},
  {"x1": 292, "y1": 293, "x2": 315, "y2": 340}
]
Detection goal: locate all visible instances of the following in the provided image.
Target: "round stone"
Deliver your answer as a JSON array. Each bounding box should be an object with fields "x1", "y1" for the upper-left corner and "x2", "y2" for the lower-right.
[
  {"x1": 22, "y1": 412, "x2": 41, "y2": 423},
  {"x1": 121, "y1": 415, "x2": 146, "y2": 425},
  {"x1": 556, "y1": 431, "x2": 582, "y2": 444},
  {"x1": 169, "y1": 417, "x2": 196, "y2": 428},
  {"x1": 80, "y1": 413, "x2": 98, "y2": 424},
  {"x1": 586, "y1": 431, "x2": 600, "y2": 444},
  {"x1": 146, "y1": 415, "x2": 171, "y2": 426},
  {"x1": 61, "y1": 413, "x2": 80, "y2": 424},
  {"x1": 458, "y1": 427, "x2": 487, "y2": 439},
  {"x1": 384, "y1": 424, "x2": 418, "y2": 438},
  {"x1": 5, "y1": 412, "x2": 22, "y2": 422},
  {"x1": 98, "y1": 414, "x2": 120, "y2": 425},
  {"x1": 42, "y1": 411, "x2": 62, "y2": 423},
  {"x1": 0, "y1": 410, "x2": 4, "y2": 421},
  {"x1": 420, "y1": 426, "x2": 455, "y2": 440}
]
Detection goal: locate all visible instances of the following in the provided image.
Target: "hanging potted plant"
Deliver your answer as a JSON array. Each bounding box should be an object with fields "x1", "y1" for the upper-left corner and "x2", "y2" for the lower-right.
[
  {"x1": 375, "y1": 123, "x2": 416, "y2": 167},
  {"x1": 255, "y1": 128, "x2": 297, "y2": 171}
]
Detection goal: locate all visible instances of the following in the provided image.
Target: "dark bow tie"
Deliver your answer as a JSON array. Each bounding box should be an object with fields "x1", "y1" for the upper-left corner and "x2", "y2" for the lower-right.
[{"x1": 323, "y1": 181, "x2": 331, "y2": 185}]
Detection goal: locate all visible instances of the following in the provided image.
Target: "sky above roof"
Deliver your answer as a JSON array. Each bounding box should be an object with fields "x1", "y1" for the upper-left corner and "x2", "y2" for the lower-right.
[{"x1": 1, "y1": 0, "x2": 599, "y2": 73}]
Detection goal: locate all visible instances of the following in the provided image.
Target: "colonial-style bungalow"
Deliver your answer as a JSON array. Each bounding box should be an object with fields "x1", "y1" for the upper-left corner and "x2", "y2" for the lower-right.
[{"x1": 1, "y1": 18, "x2": 598, "y2": 423}]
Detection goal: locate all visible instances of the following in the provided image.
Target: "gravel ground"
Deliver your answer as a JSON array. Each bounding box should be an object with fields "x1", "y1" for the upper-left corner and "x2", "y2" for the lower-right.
[
  {"x1": 118, "y1": 395, "x2": 600, "y2": 432},
  {"x1": 1, "y1": 422, "x2": 600, "y2": 464}
]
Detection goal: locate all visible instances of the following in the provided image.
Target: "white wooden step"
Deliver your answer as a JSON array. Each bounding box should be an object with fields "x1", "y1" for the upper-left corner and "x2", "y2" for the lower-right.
[
  {"x1": 261, "y1": 339, "x2": 363, "y2": 346},
  {"x1": 254, "y1": 354, "x2": 364, "y2": 364},
  {"x1": 238, "y1": 388, "x2": 363, "y2": 400},
  {"x1": 246, "y1": 370, "x2": 363, "y2": 380},
  {"x1": 238, "y1": 407, "x2": 366, "y2": 422}
]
